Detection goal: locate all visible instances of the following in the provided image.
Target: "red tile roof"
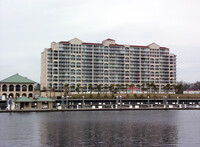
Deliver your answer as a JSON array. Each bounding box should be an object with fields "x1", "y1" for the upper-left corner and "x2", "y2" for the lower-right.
[{"x1": 127, "y1": 87, "x2": 139, "y2": 90}]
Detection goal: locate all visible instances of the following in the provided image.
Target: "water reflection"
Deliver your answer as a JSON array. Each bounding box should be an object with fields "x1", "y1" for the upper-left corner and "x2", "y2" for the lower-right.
[{"x1": 38, "y1": 111, "x2": 178, "y2": 146}]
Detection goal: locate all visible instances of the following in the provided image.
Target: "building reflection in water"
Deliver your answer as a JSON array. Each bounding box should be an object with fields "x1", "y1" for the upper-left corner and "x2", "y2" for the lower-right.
[{"x1": 38, "y1": 111, "x2": 178, "y2": 146}]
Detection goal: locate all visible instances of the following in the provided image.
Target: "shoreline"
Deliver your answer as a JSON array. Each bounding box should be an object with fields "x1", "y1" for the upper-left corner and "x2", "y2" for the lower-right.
[{"x1": 1, "y1": 107, "x2": 200, "y2": 113}]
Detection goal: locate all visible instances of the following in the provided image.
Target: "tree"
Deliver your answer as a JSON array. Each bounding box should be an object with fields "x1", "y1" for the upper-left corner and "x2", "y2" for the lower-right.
[
  {"x1": 52, "y1": 87, "x2": 55, "y2": 98},
  {"x1": 97, "y1": 84, "x2": 102, "y2": 94},
  {"x1": 146, "y1": 83, "x2": 151, "y2": 93},
  {"x1": 136, "y1": 84, "x2": 141, "y2": 92},
  {"x1": 103, "y1": 85, "x2": 108, "y2": 94},
  {"x1": 70, "y1": 85, "x2": 75, "y2": 93},
  {"x1": 76, "y1": 84, "x2": 81, "y2": 94},
  {"x1": 64, "y1": 84, "x2": 69, "y2": 97},
  {"x1": 88, "y1": 84, "x2": 93, "y2": 94},
  {"x1": 109, "y1": 84, "x2": 114, "y2": 94},
  {"x1": 163, "y1": 84, "x2": 171, "y2": 94},
  {"x1": 130, "y1": 84, "x2": 135, "y2": 94},
  {"x1": 125, "y1": 84, "x2": 129, "y2": 94},
  {"x1": 141, "y1": 84, "x2": 146, "y2": 94}
]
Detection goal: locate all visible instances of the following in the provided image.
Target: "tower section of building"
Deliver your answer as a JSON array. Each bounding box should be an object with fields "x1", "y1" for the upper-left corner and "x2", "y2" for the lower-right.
[{"x1": 41, "y1": 38, "x2": 176, "y2": 92}]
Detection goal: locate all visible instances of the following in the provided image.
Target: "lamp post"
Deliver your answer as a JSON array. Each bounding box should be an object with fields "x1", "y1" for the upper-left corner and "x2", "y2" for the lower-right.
[
  {"x1": 177, "y1": 96, "x2": 179, "y2": 106},
  {"x1": 120, "y1": 96, "x2": 122, "y2": 108},
  {"x1": 66, "y1": 96, "x2": 69, "y2": 109},
  {"x1": 82, "y1": 96, "x2": 84, "y2": 108},
  {"x1": 116, "y1": 96, "x2": 118, "y2": 109},
  {"x1": 147, "y1": 96, "x2": 150, "y2": 108}
]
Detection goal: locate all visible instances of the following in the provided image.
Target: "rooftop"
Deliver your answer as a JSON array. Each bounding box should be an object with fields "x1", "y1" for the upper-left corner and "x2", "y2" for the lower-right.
[{"x1": 0, "y1": 73, "x2": 35, "y2": 84}]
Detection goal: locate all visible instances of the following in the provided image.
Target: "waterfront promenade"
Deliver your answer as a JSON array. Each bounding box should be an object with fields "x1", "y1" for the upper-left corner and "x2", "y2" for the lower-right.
[{"x1": 1, "y1": 98, "x2": 200, "y2": 112}]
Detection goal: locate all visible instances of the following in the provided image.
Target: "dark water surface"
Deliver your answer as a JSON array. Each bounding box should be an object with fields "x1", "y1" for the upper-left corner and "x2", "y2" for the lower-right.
[{"x1": 0, "y1": 110, "x2": 200, "y2": 147}]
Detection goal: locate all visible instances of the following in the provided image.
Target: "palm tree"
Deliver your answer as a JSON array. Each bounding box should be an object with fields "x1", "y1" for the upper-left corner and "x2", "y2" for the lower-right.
[
  {"x1": 136, "y1": 84, "x2": 141, "y2": 92},
  {"x1": 125, "y1": 84, "x2": 129, "y2": 94},
  {"x1": 76, "y1": 84, "x2": 81, "y2": 94},
  {"x1": 97, "y1": 84, "x2": 102, "y2": 94},
  {"x1": 64, "y1": 84, "x2": 69, "y2": 97},
  {"x1": 109, "y1": 84, "x2": 114, "y2": 94},
  {"x1": 130, "y1": 84, "x2": 135, "y2": 94},
  {"x1": 141, "y1": 84, "x2": 146, "y2": 94},
  {"x1": 70, "y1": 85, "x2": 75, "y2": 93},
  {"x1": 116, "y1": 84, "x2": 121, "y2": 93},
  {"x1": 52, "y1": 87, "x2": 55, "y2": 98},
  {"x1": 146, "y1": 83, "x2": 151, "y2": 93},
  {"x1": 88, "y1": 84, "x2": 93, "y2": 94},
  {"x1": 104, "y1": 85, "x2": 108, "y2": 94},
  {"x1": 163, "y1": 84, "x2": 171, "y2": 94}
]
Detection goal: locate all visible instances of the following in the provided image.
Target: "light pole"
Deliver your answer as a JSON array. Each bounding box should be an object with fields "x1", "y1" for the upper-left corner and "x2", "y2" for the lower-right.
[
  {"x1": 177, "y1": 96, "x2": 179, "y2": 106},
  {"x1": 82, "y1": 96, "x2": 84, "y2": 108},
  {"x1": 147, "y1": 96, "x2": 150, "y2": 107},
  {"x1": 120, "y1": 96, "x2": 122, "y2": 108},
  {"x1": 66, "y1": 96, "x2": 69, "y2": 109},
  {"x1": 116, "y1": 96, "x2": 118, "y2": 109}
]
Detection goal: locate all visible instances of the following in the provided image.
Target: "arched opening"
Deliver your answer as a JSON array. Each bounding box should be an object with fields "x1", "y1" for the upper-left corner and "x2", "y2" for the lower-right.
[
  {"x1": 71, "y1": 62, "x2": 75, "y2": 68},
  {"x1": 104, "y1": 77, "x2": 108, "y2": 83},
  {"x1": 71, "y1": 77, "x2": 75, "y2": 82},
  {"x1": 2, "y1": 93, "x2": 7, "y2": 98},
  {"x1": 76, "y1": 62, "x2": 81, "y2": 68},
  {"x1": 22, "y1": 93, "x2": 26, "y2": 97},
  {"x1": 104, "y1": 70, "x2": 108, "y2": 76},
  {"x1": 9, "y1": 85, "x2": 14, "y2": 91},
  {"x1": 28, "y1": 85, "x2": 33, "y2": 91},
  {"x1": 76, "y1": 55, "x2": 81, "y2": 61},
  {"x1": 76, "y1": 77, "x2": 81, "y2": 82},
  {"x1": 16, "y1": 93, "x2": 20, "y2": 98},
  {"x1": 22, "y1": 85, "x2": 27, "y2": 91},
  {"x1": 104, "y1": 63, "x2": 108, "y2": 69},
  {"x1": 8, "y1": 93, "x2": 14, "y2": 98},
  {"x1": 16, "y1": 85, "x2": 20, "y2": 91},
  {"x1": 125, "y1": 71, "x2": 129, "y2": 76},
  {"x1": 53, "y1": 83, "x2": 57, "y2": 89},
  {"x1": 77, "y1": 69, "x2": 81, "y2": 75},
  {"x1": 28, "y1": 93, "x2": 33, "y2": 98},
  {"x1": 2, "y1": 85, "x2": 7, "y2": 91}
]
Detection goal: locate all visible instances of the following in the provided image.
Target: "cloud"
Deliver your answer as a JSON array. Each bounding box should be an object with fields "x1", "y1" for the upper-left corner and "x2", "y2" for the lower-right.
[{"x1": 0, "y1": 0, "x2": 200, "y2": 83}]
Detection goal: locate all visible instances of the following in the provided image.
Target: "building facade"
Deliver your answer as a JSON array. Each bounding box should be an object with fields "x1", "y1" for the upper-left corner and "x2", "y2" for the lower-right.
[
  {"x1": 0, "y1": 73, "x2": 35, "y2": 99},
  {"x1": 41, "y1": 38, "x2": 176, "y2": 92}
]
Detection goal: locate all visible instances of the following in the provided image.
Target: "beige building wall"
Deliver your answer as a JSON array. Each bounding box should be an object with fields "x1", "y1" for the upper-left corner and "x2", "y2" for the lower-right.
[{"x1": 0, "y1": 83, "x2": 34, "y2": 99}]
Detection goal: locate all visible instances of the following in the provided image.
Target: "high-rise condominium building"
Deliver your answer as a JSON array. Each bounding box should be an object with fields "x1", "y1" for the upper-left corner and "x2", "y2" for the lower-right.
[{"x1": 41, "y1": 38, "x2": 176, "y2": 92}]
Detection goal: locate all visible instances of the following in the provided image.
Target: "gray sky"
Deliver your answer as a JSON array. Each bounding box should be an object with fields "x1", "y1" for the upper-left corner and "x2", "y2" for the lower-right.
[{"x1": 0, "y1": 0, "x2": 200, "y2": 83}]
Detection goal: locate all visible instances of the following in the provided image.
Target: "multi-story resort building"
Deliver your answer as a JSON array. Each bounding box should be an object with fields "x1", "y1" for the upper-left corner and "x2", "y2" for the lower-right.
[{"x1": 41, "y1": 38, "x2": 176, "y2": 92}]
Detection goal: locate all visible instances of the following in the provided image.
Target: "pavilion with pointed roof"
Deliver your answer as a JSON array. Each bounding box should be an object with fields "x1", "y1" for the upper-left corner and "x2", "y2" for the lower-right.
[{"x1": 0, "y1": 73, "x2": 35, "y2": 99}]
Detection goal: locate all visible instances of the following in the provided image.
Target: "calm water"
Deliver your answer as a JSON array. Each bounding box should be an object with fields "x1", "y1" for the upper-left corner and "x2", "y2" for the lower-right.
[{"x1": 0, "y1": 110, "x2": 200, "y2": 147}]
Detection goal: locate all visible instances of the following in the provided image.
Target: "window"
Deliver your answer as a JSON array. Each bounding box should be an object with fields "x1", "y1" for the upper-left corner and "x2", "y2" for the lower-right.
[
  {"x1": 22, "y1": 85, "x2": 27, "y2": 91},
  {"x1": 71, "y1": 77, "x2": 75, "y2": 82},
  {"x1": 104, "y1": 63, "x2": 108, "y2": 69},
  {"x1": 76, "y1": 62, "x2": 81, "y2": 68},
  {"x1": 76, "y1": 77, "x2": 81, "y2": 82},
  {"x1": 71, "y1": 62, "x2": 75, "y2": 68}
]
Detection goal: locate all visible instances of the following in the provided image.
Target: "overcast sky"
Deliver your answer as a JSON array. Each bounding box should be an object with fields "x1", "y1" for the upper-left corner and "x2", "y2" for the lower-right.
[{"x1": 0, "y1": 0, "x2": 200, "y2": 83}]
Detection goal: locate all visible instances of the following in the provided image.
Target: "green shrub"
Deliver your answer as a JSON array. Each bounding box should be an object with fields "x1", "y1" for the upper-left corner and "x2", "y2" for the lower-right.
[
  {"x1": 134, "y1": 94, "x2": 137, "y2": 99},
  {"x1": 89, "y1": 94, "x2": 93, "y2": 99},
  {"x1": 154, "y1": 94, "x2": 157, "y2": 99},
  {"x1": 104, "y1": 94, "x2": 108, "y2": 99},
  {"x1": 140, "y1": 94, "x2": 144, "y2": 99},
  {"x1": 168, "y1": 94, "x2": 171, "y2": 99},
  {"x1": 112, "y1": 93, "x2": 115, "y2": 99},
  {"x1": 97, "y1": 93, "x2": 100, "y2": 98},
  {"x1": 126, "y1": 94, "x2": 129, "y2": 98}
]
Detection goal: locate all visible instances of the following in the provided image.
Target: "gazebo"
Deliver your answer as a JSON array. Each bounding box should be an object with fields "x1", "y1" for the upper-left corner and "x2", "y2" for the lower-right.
[
  {"x1": 35, "y1": 97, "x2": 55, "y2": 109},
  {"x1": 15, "y1": 96, "x2": 34, "y2": 110}
]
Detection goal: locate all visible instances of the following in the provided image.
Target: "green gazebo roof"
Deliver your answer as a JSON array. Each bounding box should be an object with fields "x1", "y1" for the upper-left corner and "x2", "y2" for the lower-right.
[
  {"x1": 15, "y1": 96, "x2": 35, "y2": 102},
  {"x1": 36, "y1": 97, "x2": 55, "y2": 102},
  {"x1": 0, "y1": 73, "x2": 35, "y2": 84}
]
